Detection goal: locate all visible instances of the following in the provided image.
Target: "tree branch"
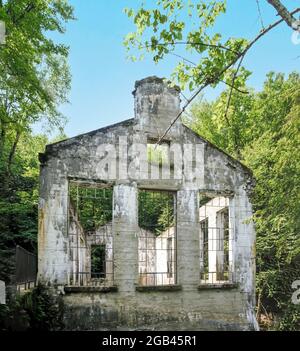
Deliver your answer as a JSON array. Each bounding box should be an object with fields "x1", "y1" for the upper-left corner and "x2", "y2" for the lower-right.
[
  {"x1": 0, "y1": 120, "x2": 6, "y2": 157},
  {"x1": 256, "y1": 0, "x2": 265, "y2": 30},
  {"x1": 7, "y1": 1, "x2": 36, "y2": 26},
  {"x1": 145, "y1": 41, "x2": 240, "y2": 55},
  {"x1": 266, "y1": 0, "x2": 298, "y2": 29},
  {"x1": 7, "y1": 129, "x2": 21, "y2": 175},
  {"x1": 167, "y1": 52, "x2": 197, "y2": 66},
  {"x1": 15, "y1": 2, "x2": 36, "y2": 24},
  {"x1": 220, "y1": 79, "x2": 248, "y2": 94},
  {"x1": 155, "y1": 7, "x2": 300, "y2": 145},
  {"x1": 223, "y1": 54, "x2": 245, "y2": 160},
  {"x1": 224, "y1": 53, "x2": 246, "y2": 122}
]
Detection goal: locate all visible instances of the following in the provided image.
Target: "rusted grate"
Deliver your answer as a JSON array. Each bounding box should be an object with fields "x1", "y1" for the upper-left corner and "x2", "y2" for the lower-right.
[{"x1": 68, "y1": 182, "x2": 114, "y2": 287}]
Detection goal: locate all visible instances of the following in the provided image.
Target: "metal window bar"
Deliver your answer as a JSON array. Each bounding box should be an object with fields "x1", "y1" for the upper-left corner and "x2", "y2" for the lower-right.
[
  {"x1": 138, "y1": 189, "x2": 177, "y2": 286},
  {"x1": 68, "y1": 183, "x2": 114, "y2": 287},
  {"x1": 199, "y1": 195, "x2": 233, "y2": 284}
]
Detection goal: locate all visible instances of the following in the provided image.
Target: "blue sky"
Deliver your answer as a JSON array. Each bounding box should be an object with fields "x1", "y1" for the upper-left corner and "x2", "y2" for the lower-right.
[{"x1": 44, "y1": 0, "x2": 300, "y2": 138}]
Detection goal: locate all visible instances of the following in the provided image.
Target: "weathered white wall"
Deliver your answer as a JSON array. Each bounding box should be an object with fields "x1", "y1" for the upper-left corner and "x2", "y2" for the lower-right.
[
  {"x1": 133, "y1": 76, "x2": 182, "y2": 138},
  {"x1": 38, "y1": 76, "x2": 257, "y2": 330},
  {"x1": 155, "y1": 227, "x2": 175, "y2": 285},
  {"x1": 138, "y1": 229, "x2": 156, "y2": 285},
  {"x1": 38, "y1": 168, "x2": 69, "y2": 285}
]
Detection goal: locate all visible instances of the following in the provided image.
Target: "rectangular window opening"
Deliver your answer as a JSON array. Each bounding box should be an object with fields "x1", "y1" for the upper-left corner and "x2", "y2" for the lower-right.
[
  {"x1": 199, "y1": 194, "x2": 233, "y2": 285},
  {"x1": 91, "y1": 244, "x2": 106, "y2": 279},
  {"x1": 147, "y1": 139, "x2": 172, "y2": 179},
  {"x1": 138, "y1": 189, "x2": 176, "y2": 286},
  {"x1": 68, "y1": 182, "x2": 114, "y2": 287}
]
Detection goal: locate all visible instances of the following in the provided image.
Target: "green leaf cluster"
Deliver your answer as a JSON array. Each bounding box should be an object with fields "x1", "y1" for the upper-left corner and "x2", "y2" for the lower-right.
[
  {"x1": 0, "y1": 1, "x2": 74, "y2": 283},
  {"x1": 187, "y1": 71, "x2": 300, "y2": 330},
  {"x1": 124, "y1": 1, "x2": 251, "y2": 91}
]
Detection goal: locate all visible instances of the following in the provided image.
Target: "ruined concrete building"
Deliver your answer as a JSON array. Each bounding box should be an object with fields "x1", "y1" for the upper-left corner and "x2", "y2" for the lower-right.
[{"x1": 38, "y1": 76, "x2": 258, "y2": 330}]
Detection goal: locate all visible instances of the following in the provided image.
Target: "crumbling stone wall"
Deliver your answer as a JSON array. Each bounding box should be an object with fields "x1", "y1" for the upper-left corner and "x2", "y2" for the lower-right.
[{"x1": 38, "y1": 76, "x2": 258, "y2": 330}]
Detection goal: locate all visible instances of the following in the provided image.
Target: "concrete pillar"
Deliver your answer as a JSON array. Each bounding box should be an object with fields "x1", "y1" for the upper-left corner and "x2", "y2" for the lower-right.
[
  {"x1": 234, "y1": 188, "x2": 256, "y2": 292},
  {"x1": 177, "y1": 189, "x2": 200, "y2": 289},
  {"x1": 38, "y1": 164, "x2": 69, "y2": 285},
  {"x1": 234, "y1": 186, "x2": 258, "y2": 329},
  {"x1": 113, "y1": 183, "x2": 138, "y2": 293}
]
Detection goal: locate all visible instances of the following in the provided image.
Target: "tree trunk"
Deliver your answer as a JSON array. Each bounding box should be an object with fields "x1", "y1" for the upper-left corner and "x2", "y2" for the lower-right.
[
  {"x1": 266, "y1": 0, "x2": 298, "y2": 29},
  {"x1": 0, "y1": 121, "x2": 6, "y2": 159},
  {"x1": 7, "y1": 129, "x2": 21, "y2": 175}
]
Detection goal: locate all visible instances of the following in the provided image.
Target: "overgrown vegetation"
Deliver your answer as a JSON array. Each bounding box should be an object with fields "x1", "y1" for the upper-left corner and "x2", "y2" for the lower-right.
[
  {"x1": 138, "y1": 190, "x2": 175, "y2": 235},
  {"x1": 69, "y1": 185, "x2": 113, "y2": 232},
  {"x1": 0, "y1": 284, "x2": 64, "y2": 331},
  {"x1": 0, "y1": 0, "x2": 299, "y2": 331},
  {"x1": 124, "y1": 0, "x2": 300, "y2": 330},
  {"x1": 0, "y1": 134, "x2": 49, "y2": 281},
  {"x1": 187, "y1": 72, "x2": 300, "y2": 330},
  {"x1": 0, "y1": 0, "x2": 74, "y2": 283}
]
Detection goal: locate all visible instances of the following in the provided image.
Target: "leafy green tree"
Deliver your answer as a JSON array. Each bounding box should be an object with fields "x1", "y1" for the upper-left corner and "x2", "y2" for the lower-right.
[
  {"x1": 0, "y1": 1, "x2": 74, "y2": 283},
  {"x1": 0, "y1": 132, "x2": 51, "y2": 282},
  {"x1": 69, "y1": 186, "x2": 113, "y2": 232},
  {"x1": 138, "y1": 190, "x2": 175, "y2": 235},
  {"x1": 187, "y1": 68, "x2": 254, "y2": 160},
  {"x1": 124, "y1": 1, "x2": 299, "y2": 142},
  {"x1": 0, "y1": 0, "x2": 74, "y2": 174},
  {"x1": 187, "y1": 71, "x2": 300, "y2": 330},
  {"x1": 124, "y1": 1, "x2": 299, "y2": 91},
  {"x1": 244, "y1": 75, "x2": 300, "y2": 330}
]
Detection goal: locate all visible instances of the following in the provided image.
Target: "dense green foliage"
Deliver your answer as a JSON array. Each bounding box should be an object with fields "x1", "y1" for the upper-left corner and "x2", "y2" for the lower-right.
[
  {"x1": 0, "y1": 284, "x2": 64, "y2": 331},
  {"x1": 22, "y1": 284, "x2": 64, "y2": 330},
  {"x1": 0, "y1": 0, "x2": 74, "y2": 172},
  {"x1": 0, "y1": 0, "x2": 74, "y2": 282},
  {"x1": 124, "y1": 0, "x2": 246, "y2": 92},
  {"x1": 138, "y1": 190, "x2": 175, "y2": 235},
  {"x1": 69, "y1": 185, "x2": 113, "y2": 232},
  {"x1": 91, "y1": 244, "x2": 106, "y2": 277},
  {"x1": 0, "y1": 134, "x2": 48, "y2": 281},
  {"x1": 0, "y1": 0, "x2": 298, "y2": 331},
  {"x1": 124, "y1": 0, "x2": 297, "y2": 96},
  {"x1": 187, "y1": 72, "x2": 300, "y2": 330},
  {"x1": 124, "y1": 1, "x2": 299, "y2": 329}
]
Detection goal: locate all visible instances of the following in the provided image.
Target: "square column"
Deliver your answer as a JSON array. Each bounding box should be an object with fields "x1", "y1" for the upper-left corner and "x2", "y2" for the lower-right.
[
  {"x1": 113, "y1": 183, "x2": 138, "y2": 293},
  {"x1": 38, "y1": 166, "x2": 69, "y2": 285},
  {"x1": 177, "y1": 189, "x2": 200, "y2": 289}
]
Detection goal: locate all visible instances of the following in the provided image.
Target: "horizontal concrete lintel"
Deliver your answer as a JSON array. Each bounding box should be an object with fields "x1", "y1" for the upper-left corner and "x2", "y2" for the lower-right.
[
  {"x1": 136, "y1": 284, "x2": 182, "y2": 292},
  {"x1": 64, "y1": 285, "x2": 118, "y2": 293},
  {"x1": 198, "y1": 283, "x2": 238, "y2": 290},
  {"x1": 136, "y1": 183, "x2": 181, "y2": 191},
  {"x1": 68, "y1": 177, "x2": 115, "y2": 187},
  {"x1": 112, "y1": 228, "x2": 138, "y2": 233},
  {"x1": 177, "y1": 222, "x2": 199, "y2": 225}
]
